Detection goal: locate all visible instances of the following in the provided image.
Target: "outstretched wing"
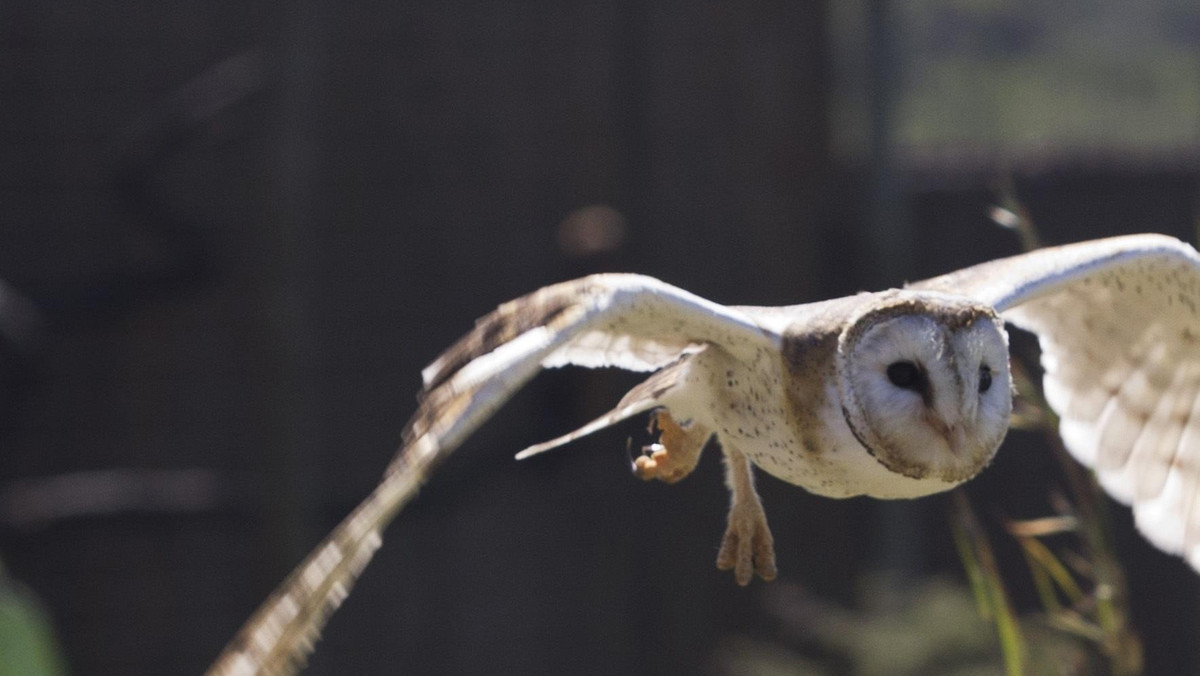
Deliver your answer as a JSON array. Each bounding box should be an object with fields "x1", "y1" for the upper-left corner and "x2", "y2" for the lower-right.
[
  {"x1": 206, "y1": 273, "x2": 779, "y2": 676},
  {"x1": 911, "y1": 233, "x2": 1200, "y2": 570}
]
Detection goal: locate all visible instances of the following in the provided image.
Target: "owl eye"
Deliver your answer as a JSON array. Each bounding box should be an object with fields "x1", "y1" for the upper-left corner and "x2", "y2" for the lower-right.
[
  {"x1": 886, "y1": 361, "x2": 925, "y2": 392},
  {"x1": 978, "y1": 365, "x2": 993, "y2": 393}
]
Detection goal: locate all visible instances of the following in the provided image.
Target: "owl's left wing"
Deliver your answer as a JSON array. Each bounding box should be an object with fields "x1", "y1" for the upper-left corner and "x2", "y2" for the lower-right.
[
  {"x1": 206, "y1": 273, "x2": 780, "y2": 676},
  {"x1": 911, "y1": 233, "x2": 1200, "y2": 570}
]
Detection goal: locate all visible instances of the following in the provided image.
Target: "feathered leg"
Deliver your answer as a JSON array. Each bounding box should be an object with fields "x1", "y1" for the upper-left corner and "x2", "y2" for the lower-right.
[{"x1": 716, "y1": 445, "x2": 777, "y2": 585}]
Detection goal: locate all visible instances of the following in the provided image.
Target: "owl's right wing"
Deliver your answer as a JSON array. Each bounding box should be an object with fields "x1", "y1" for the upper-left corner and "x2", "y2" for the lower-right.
[
  {"x1": 911, "y1": 233, "x2": 1200, "y2": 570},
  {"x1": 206, "y1": 273, "x2": 781, "y2": 676}
]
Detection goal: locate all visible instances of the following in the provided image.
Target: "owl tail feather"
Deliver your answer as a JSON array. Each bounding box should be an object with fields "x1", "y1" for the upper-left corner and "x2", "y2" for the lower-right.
[{"x1": 515, "y1": 352, "x2": 701, "y2": 460}]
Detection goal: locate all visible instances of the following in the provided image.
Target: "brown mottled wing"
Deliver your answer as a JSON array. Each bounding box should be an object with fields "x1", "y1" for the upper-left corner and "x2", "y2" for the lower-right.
[
  {"x1": 206, "y1": 273, "x2": 779, "y2": 676},
  {"x1": 912, "y1": 233, "x2": 1200, "y2": 570}
]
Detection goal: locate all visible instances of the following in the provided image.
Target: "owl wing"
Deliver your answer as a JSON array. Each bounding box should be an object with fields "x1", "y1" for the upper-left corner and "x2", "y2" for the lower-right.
[
  {"x1": 911, "y1": 233, "x2": 1200, "y2": 570},
  {"x1": 205, "y1": 273, "x2": 780, "y2": 676}
]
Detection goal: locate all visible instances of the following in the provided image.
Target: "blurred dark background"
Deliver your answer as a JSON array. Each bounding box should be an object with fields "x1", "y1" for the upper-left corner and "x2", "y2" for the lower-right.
[{"x1": 2, "y1": 2, "x2": 1200, "y2": 674}]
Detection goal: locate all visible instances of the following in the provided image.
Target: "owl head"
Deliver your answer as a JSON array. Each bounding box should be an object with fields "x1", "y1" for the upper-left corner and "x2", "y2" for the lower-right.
[{"x1": 836, "y1": 291, "x2": 1013, "y2": 487}]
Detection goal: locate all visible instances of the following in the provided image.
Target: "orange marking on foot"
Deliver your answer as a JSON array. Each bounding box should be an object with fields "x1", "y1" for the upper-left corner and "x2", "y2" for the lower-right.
[{"x1": 633, "y1": 410, "x2": 708, "y2": 484}]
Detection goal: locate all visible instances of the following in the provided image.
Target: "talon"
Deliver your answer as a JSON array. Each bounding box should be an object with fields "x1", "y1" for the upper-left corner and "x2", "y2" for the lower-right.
[
  {"x1": 634, "y1": 410, "x2": 709, "y2": 485},
  {"x1": 716, "y1": 529, "x2": 776, "y2": 585},
  {"x1": 633, "y1": 453, "x2": 658, "y2": 480},
  {"x1": 716, "y1": 529, "x2": 750, "y2": 584},
  {"x1": 716, "y1": 485, "x2": 776, "y2": 585},
  {"x1": 755, "y1": 534, "x2": 778, "y2": 582},
  {"x1": 717, "y1": 524, "x2": 774, "y2": 585}
]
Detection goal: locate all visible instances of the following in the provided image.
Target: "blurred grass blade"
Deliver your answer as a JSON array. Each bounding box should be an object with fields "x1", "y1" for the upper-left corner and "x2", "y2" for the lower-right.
[
  {"x1": 1017, "y1": 536, "x2": 1085, "y2": 605},
  {"x1": 950, "y1": 490, "x2": 1026, "y2": 676},
  {"x1": 1020, "y1": 542, "x2": 1062, "y2": 615},
  {"x1": 0, "y1": 563, "x2": 66, "y2": 676},
  {"x1": 990, "y1": 173, "x2": 1042, "y2": 252}
]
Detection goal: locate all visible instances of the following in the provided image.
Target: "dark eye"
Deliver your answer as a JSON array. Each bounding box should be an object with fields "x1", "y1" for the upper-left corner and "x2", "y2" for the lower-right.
[
  {"x1": 886, "y1": 361, "x2": 923, "y2": 391},
  {"x1": 978, "y1": 365, "x2": 993, "y2": 393}
]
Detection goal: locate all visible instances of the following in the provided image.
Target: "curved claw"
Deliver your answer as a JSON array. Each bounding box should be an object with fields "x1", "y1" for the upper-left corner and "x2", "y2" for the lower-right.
[
  {"x1": 631, "y1": 410, "x2": 710, "y2": 484},
  {"x1": 715, "y1": 498, "x2": 777, "y2": 585},
  {"x1": 717, "y1": 445, "x2": 777, "y2": 585}
]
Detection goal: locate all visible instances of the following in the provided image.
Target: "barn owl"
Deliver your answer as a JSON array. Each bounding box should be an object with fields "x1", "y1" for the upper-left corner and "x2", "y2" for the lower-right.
[{"x1": 208, "y1": 233, "x2": 1200, "y2": 676}]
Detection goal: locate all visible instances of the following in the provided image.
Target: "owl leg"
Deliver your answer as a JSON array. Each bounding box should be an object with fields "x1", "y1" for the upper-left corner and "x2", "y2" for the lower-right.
[
  {"x1": 633, "y1": 409, "x2": 710, "y2": 484},
  {"x1": 716, "y1": 445, "x2": 777, "y2": 585}
]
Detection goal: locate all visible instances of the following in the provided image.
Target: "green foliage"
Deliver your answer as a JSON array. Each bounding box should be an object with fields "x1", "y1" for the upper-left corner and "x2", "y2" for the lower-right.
[
  {"x1": 950, "y1": 491, "x2": 1026, "y2": 676},
  {"x1": 0, "y1": 563, "x2": 67, "y2": 676}
]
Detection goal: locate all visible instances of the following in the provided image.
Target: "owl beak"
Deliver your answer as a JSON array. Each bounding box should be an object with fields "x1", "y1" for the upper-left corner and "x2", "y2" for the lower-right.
[
  {"x1": 945, "y1": 425, "x2": 968, "y2": 457},
  {"x1": 926, "y1": 414, "x2": 965, "y2": 456}
]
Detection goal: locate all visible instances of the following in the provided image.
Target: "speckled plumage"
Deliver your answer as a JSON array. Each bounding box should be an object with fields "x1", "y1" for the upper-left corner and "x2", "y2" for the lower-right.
[{"x1": 208, "y1": 233, "x2": 1200, "y2": 676}]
